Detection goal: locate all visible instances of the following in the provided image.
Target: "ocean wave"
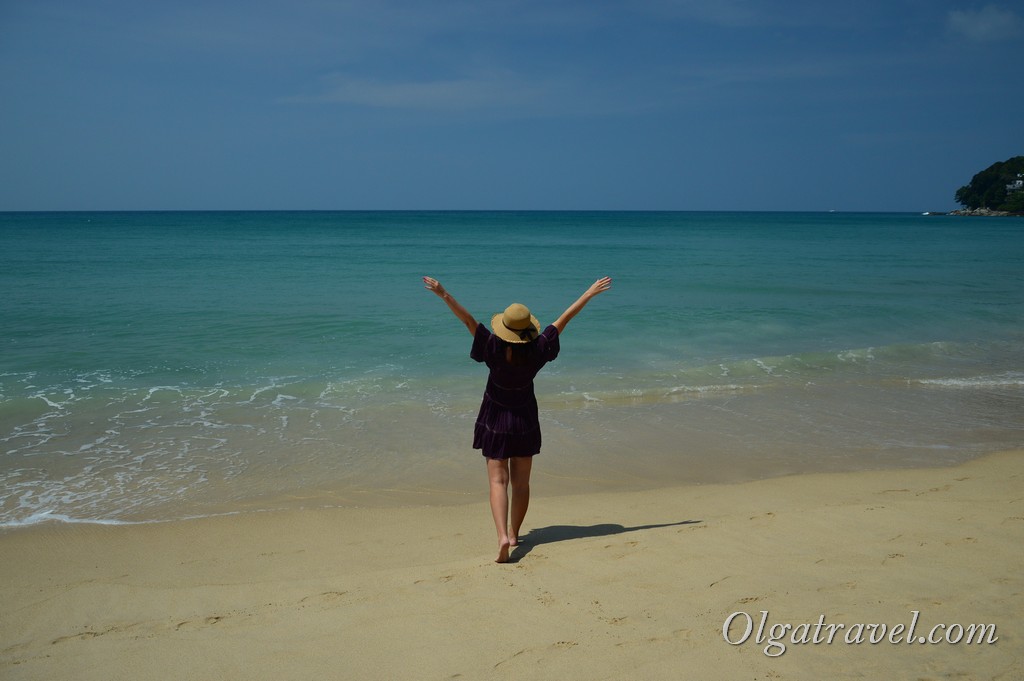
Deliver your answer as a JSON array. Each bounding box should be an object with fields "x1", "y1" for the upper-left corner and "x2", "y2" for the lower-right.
[
  {"x1": 0, "y1": 510, "x2": 145, "y2": 528},
  {"x1": 548, "y1": 382, "x2": 755, "y2": 407},
  {"x1": 916, "y1": 373, "x2": 1024, "y2": 389},
  {"x1": 0, "y1": 506, "x2": 267, "y2": 529}
]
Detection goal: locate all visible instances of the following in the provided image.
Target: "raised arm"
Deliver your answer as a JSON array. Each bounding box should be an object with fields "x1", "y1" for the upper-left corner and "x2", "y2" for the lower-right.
[
  {"x1": 423, "y1": 276, "x2": 478, "y2": 335},
  {"x1": 552, "y1": 276, "x2": 612, "y2": 335}
]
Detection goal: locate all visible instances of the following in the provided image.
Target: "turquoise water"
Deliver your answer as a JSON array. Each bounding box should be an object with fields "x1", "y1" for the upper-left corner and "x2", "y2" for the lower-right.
[{"x1": 2, "y1": 211, "x2": 1023, "y2": 526}]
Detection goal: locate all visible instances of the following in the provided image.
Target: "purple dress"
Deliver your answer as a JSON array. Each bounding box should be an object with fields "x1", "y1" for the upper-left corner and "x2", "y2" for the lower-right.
[{"x1": 470, "y1": 322, "x2": 560, "y2": 459}]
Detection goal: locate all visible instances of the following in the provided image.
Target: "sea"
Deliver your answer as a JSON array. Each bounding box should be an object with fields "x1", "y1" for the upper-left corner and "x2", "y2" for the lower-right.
[{"x1": 2, "y1": 211, "x2": 1022, "y2": 527}]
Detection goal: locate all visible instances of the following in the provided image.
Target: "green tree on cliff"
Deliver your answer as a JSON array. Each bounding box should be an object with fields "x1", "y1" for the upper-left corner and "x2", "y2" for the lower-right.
[
  {"x1": 955, "y1": 156, "x2": 1024, "y2": 210},
  {"x1": 1004, "y1": 190, "x2": 1024, "y2": 213}
]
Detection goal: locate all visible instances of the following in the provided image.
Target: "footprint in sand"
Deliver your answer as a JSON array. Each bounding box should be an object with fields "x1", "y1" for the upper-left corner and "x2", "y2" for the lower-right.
[
  {"x1": 493, "y1": 640, "x2": 580, "y2": 668},
  {"x1": 52, "y1": 622, "x2": 142, "y2": 644},
  {"x1": 307, "y1": 591, "x2": 348, "y2": 602},
  {"x1": 52, "y1": 630, "x2": 103, "y2": 645},
  {"x1": 942, "y1": 537, "x2": 978, "y2": 547},
  {"x1": 816, "y1": 581, "x2": 857, "y2": 592},
  {"x1": 915, "y1": 485, "x2": 951, "y2": 496},
  {"x1": 175, "y1": 615, "x2": 225, "y2": 631},
  {"x1": 615, "y1": 628, "x2": 693, "y2": 648},
  {"x1": 414, "y1": 575, "x2": 453, "y2": 585}
]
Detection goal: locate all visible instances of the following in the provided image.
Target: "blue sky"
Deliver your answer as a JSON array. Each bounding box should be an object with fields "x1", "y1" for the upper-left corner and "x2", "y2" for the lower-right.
[{"x1": 1, "y1": 0, "x2": 1021, "y2": 211}]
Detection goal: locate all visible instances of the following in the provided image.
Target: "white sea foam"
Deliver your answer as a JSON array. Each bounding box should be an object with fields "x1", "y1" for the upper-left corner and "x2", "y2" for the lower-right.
[
  {"x1": 1, "y1": 510, "x2": 140, "y2": 528},
  {"x1": 917, "y1": 373, "x2": 1024, "y2": 389},
  {"x1": 837, "y1": 348, "x2": 875, "y2": 363},
  {"x1": 666, "y1": 384, "x2": 746, "y2": 396},
  {"x1": 32, "y1": 394, "x2": 65, "y2": 409},
  {"x1": 245, "y1": 384, "x2": 278, "y2": 403},
  {"x1": 142, "y1": 386, "x2": 183, "y2": 401}
]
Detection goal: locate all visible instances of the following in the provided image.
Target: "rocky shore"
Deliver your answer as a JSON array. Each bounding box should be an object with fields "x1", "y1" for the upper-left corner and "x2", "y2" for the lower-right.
[{"x1": 947, "y1": 207, "x2": 1020, "y2": 217}]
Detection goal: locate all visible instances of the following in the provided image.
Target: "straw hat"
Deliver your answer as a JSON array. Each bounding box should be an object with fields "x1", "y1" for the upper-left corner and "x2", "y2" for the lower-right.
[{"x1": 491, "y1": 303, "x2": 540, "y2": 343}]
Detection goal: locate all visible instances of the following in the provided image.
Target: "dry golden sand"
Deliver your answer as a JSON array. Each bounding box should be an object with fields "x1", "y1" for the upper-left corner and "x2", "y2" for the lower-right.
[{"x1": 1, "y1": 450, "x2": 1021, "y2": 680}]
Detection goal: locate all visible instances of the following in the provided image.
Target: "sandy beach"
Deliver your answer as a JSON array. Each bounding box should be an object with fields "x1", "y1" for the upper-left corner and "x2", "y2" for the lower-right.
[{"x1": 1, "y1": 450, "x2": 1021, "y2": 680}]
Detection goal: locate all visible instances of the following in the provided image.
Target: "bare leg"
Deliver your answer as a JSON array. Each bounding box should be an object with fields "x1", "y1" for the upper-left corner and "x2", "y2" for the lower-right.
[
  {"x1": 486, "y1": 458, "x2": 511, "y2": 563},
  {"x1": 509, "y1": 456, "x2": 533, "y2": 546}
]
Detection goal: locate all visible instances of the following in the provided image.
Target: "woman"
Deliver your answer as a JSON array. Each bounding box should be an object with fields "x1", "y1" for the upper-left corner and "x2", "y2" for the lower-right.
[{"x1": 423, "y1": 275, "x2": 612, "y2": 563}]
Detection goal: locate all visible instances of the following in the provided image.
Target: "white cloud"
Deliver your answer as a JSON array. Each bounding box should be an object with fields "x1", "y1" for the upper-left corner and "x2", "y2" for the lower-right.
[{"x1": 947, "y1": 4, "x2": 1024, "y2": 42}]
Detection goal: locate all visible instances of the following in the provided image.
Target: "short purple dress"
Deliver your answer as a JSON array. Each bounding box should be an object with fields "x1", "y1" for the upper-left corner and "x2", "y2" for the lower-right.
[{"x1": 471, "y1": 322, "x2": 560, "y2": 459}]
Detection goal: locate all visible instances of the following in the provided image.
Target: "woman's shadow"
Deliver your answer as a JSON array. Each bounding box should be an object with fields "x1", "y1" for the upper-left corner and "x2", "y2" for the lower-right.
[{"x1": 509, "y1": 519, "x2": 701, "y2": 562}]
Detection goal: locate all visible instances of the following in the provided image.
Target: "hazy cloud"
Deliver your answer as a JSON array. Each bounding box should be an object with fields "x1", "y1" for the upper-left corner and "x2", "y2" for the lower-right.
[
  {"x1": 286, "y1": 67, "x2": 664, "y2": 117},
  {"x1": 947, "y1": 4, "x2": 1024, "y2": 42},
  {"x1": 288, "y1": 72, "x2": 543, "y2": 111},
  {"x1": 648, "y1": 0, "x2": 759, "y2": 27}
]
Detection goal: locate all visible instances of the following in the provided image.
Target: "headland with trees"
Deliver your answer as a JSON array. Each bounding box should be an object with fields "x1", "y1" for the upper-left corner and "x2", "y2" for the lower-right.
[{"x1": 949, "y1": 155, "x2": 1024, "y2": 216}]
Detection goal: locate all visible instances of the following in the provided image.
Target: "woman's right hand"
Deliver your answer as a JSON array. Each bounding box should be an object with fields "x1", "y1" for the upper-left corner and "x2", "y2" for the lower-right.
[{"x1": 585, "y1": 276, "x2": 613, "y2": 298}]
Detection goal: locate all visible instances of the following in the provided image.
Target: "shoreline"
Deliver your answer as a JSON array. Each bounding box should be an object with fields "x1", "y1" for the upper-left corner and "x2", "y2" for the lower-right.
[
  {"x1": 2, "y1": 431, "x2": 1010, "y2": 530},
  {"x1": 2, "y1": 448, "x2": 1020, "y2": 680},
  {"x1": 944, "y1": 207, "x2": 1024, "y2": 217},
  {"x1": 8, "y1": 366, "x2": 1024, "y2": 528}
]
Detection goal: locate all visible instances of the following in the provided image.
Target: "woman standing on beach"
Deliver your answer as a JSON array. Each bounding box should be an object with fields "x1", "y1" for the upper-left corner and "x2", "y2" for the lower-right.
[{"x1": 423, "y1": 276, "x2": 612, "y2": 563}]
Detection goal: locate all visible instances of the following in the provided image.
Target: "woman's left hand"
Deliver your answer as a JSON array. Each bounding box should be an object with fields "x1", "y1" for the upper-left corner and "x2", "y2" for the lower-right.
[{"x1": 423, "y1": 276, "x2": 445, "y2": 297}]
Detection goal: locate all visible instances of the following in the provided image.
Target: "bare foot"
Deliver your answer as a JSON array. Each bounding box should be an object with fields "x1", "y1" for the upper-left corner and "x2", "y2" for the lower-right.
[
  {"x1": 496, "y1": 538, "x2": 511, "y2": 563},
  {"x1": 509, "y1": 535, "x2": 519, "y2": 548}
]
